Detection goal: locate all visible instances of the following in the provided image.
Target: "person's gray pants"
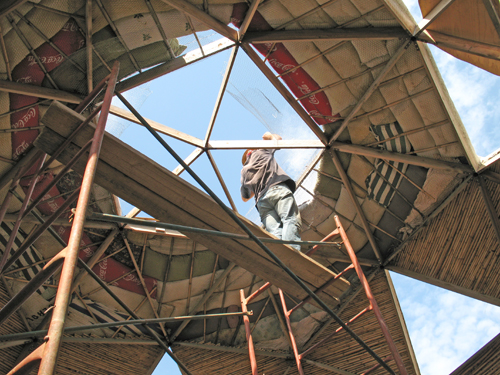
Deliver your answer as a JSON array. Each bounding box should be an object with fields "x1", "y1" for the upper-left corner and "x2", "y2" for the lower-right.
[{"x1": 257, "y1": 183, "x2": 301, "y2": 251}]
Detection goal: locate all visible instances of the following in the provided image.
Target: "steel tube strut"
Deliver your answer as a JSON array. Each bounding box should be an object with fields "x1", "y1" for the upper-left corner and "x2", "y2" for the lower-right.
[
  {"x1": 116, "y1": 92, "x2": 395, "y2": 374},
  {"x1": 0, "y1": 311, "x2": 252, "y2": 343},
  {"x1": 38, "y1": 61, "x2": 120, "y2": 375},
  {"x1": 77, "y1": 259, "x2": 193, "y2": 375},
  {"x1": 334, "y1": 215, "x2": 407, "y2": 375},
  {"x1": 91, "y1": 213, "x2": 340, "y2": 248}
]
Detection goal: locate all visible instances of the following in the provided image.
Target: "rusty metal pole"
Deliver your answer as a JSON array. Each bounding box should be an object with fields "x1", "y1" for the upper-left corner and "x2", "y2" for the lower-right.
[
  {"x1": 278, "y1": 289, "x2": 305, "y2": 375},
  {"x1": 37, "y1": 60, "x2": 120, "y2": 375},
  {"x1": 240, "y1": 289, "x2": 258, "y2": 375},
  {"x1": 334, "y1": 215, "x2": 407, "y2": 375}
]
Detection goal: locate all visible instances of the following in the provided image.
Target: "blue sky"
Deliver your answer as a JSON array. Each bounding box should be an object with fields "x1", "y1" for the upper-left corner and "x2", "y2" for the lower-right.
[{"x1": 109, "y1": 3, "x2": 500, "y2": 373}]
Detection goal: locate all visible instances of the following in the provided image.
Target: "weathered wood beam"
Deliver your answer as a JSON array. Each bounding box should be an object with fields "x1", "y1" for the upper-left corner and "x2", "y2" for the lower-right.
[
  {"x1": 94, "y1": 0, "x2": 141, "y2": 71},
  {"x1": 207, "y1": 139, "x2": 324, "y2": 150},
  {"x1": 172, "y1": 147, "x2": 204, "y2": 175},
  {"x1": 329, "y1": 149, "x2": 383, "y2": 262},
  {"x1": 329, "y1": 40, "x2": 409, "y2": 142},
  {"x1": 170, "y1": 263, "x2": 236, "y2": 342},
  {"x1": 481, "y1": 170, "x2": 500, "y2": 185},
  {"x1": 145, "y1": 0, "x2": 176, "y2": 59},
  {"x1": 482, "y1": 0, "x2": 500, "y2": 41},
  {"x1": 206, "y1": 150, "x2": 237, "y2": 212},
  {"x1": 243, "y1": 27, "x2": 408, "y2": 43},
  {"x1": 330, "y1": 141, "x2": 472, "y2": 173},
  {"x1": 384, "y1": 175, "x2": 473, "y2": 264},
  {"x1": 421, "y1": 30, "x2": 500, "y2": 60},
  {"x1": 122, "y1": 144, "x2": 206, "y2": 219},
  {"x1": 296, "y1": 150, "x2": 324, "y2": 188},
  {"x1": 417, "y1": 41, "x2": 482, "y2": 171},
  {"x1": 238, "y1": 0, "x2": 261, "y2": 40},
  {"x1": 6, "y1": 14, "x2": 58, "y2": 88},
  {"x1": 115, "y1": 37, "x2": 234, "y2": 93},
  {"x1": 184, "y1": 13, "x2": 204, "y2": 53},
  {"x1": 27, "y1": 2, "x2": 85, "y2": 19},
  {"x1": 160, "y1": 0, "x2": 238, "y2": 41},
  {"x1": 36, "y1": 101, "x2": 350, "y2": 304},
  {"x1": 381, "y1": 0, "x2": 417, "y2": 34},
  {"x1": 386, "y1": 265, "x2": 500, "y2": 307},
  {"x1": 0, "y1": 0, "x2": 29, "y2": 19},
  {"x1": 242, "y1": 44, "x2": 328, "y2": 145},
  {"x1": 477, "y1": 176, "x2": 500, "y2": 247},
  {"x1": 413, "y1": 0, "x2": 457, "y2": 37},
  {"x1": 123, "y1": 236, "x2": 169, "y2": 339},
  {"x1": 14, "y1": 10, "x2": 85, "y2": 74},
  {"x1": 0, "y1": 147, "x2": 43, "y2": 190},
  {"x1": 109, "y1": 105, "x2": 204, "y2": 147},
  {"x1": 204, "y1": 46, "x2": 238, "y2": 146},
  {"x1": 0, "y1": 24, "x2": 12, "y2": 81},
  {"x1": 2, "y1": 214, "x2": 116, "y2": 229},
  {"x1": 384, "y1": 270, "x2": 420, "y2": 373},
  {"x1": 0, "y1": 79, "x2": 81, "y2": 103}
]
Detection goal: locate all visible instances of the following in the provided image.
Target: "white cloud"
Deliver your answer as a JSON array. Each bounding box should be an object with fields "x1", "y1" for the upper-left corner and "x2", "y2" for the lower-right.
[{"x1": 391, "y1": 272, "x2": 500, "y2": 375}]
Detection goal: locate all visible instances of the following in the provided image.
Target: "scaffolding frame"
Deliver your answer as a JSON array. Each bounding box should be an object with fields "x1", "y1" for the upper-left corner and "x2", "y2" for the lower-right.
[
  {"x1": 240, "y1": 218, "x2": 407, "y2": 375},
  {"x1": 1, "y1": 1, "x2": 499, "y2": 374}
]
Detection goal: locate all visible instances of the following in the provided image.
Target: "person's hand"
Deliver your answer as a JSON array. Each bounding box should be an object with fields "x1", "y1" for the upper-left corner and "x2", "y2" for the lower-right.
[{"x1": 262, "y1": 132, "x2": 282, "y2": 140}]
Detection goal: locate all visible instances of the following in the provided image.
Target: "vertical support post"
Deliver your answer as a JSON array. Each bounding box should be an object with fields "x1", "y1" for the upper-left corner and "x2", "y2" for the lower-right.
[
  {"x1": 334, "y1": 215, "x2": 407, "y2": 375},
  {"x1": 37, "y1": 60, "x2": 120, "y2": 375},
  {"x1": 86, "y1": 0, "x2": 93, "y2": 94},
  {"x1": 240, "y1": 289, "x2": 258, "y2": 375},
  {"x1": 278, "y1": 289, "x2": 305, "y2": 375}
]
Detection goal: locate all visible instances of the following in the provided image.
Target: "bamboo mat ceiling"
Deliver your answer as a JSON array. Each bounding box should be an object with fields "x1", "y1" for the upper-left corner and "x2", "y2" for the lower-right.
[{"x1": 0, "y1": 0, "x2": 499, "y2": 374}]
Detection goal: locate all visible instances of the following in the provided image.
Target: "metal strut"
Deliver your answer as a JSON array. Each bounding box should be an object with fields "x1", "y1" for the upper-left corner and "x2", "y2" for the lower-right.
[{"x1": 115, "y1": 91, "x2": 402, "y2": 374}]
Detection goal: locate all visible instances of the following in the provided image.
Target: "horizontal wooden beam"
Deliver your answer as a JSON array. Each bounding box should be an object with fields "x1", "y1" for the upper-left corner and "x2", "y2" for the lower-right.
[
  {"x1": 482, "y1": 0, "x2": 500, "y2": 40},
  {"x1": 36, "y1": 101, "x2": 350, "y2": 305},
  {"x1": 0, "y1": 79, "x2": 81, "y2": 103},
  {"x1": 109, "y1": 105, "x2": 204, "y2": 147},
  {"x1": 422, "y1": 30, "x2": 500, "y2": 60},
  {"x1": 243, "y1": 27, "x2": 408, "y2": 43},
  {"x1": 207, "y1": 139, "x2": 324, "y2": 150},
  {"x1": 116, "y1": 37, "x2": 234, "y2": 93},
  {"x1": 413, "y1": 0, "x2": 457, "y2": 37},
  {"x1": 417, "y1": 41, "x2": 482, "y2": 171},
  {"x1": 2, "y1": 214, "x2": 116, "y2": 229},
  {"x1": 386, "y1": 265, "x2": 500, "y2": 307},
  {"x1": 330, "y1": 141, "x2": 473, "y2": 173},
  {"x1": 160, "y1": 0, "x2": 238, "y2": 41}
]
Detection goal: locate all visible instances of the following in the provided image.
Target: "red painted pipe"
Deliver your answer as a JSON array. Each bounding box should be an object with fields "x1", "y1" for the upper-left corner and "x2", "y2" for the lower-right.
[
  {"x1": 334, "y1": 215, "x2": 407, "y2": 375},
  {"x1": 38, "y1": 60, "x2": 120, "y2": 375}
]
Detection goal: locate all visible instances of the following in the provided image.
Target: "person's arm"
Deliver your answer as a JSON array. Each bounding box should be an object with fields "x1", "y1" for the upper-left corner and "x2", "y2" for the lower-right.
[{"x1": 262, "y1": 132, "x2": 282, "y2": 141}]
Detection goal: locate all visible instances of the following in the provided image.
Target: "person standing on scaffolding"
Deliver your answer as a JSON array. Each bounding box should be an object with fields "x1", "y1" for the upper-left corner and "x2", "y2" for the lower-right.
[{"x1": 241, "y1": 132, "x2": 301, "y2": 251}]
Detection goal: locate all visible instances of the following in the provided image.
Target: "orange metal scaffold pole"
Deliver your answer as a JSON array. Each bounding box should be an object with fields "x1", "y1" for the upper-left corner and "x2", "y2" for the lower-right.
[
  {"x1": 0, "y1": 60, "x2": 120, "y2": 375},
  {"x1": 240, "y1": 217, "x2": 408, "y2": 375}
]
